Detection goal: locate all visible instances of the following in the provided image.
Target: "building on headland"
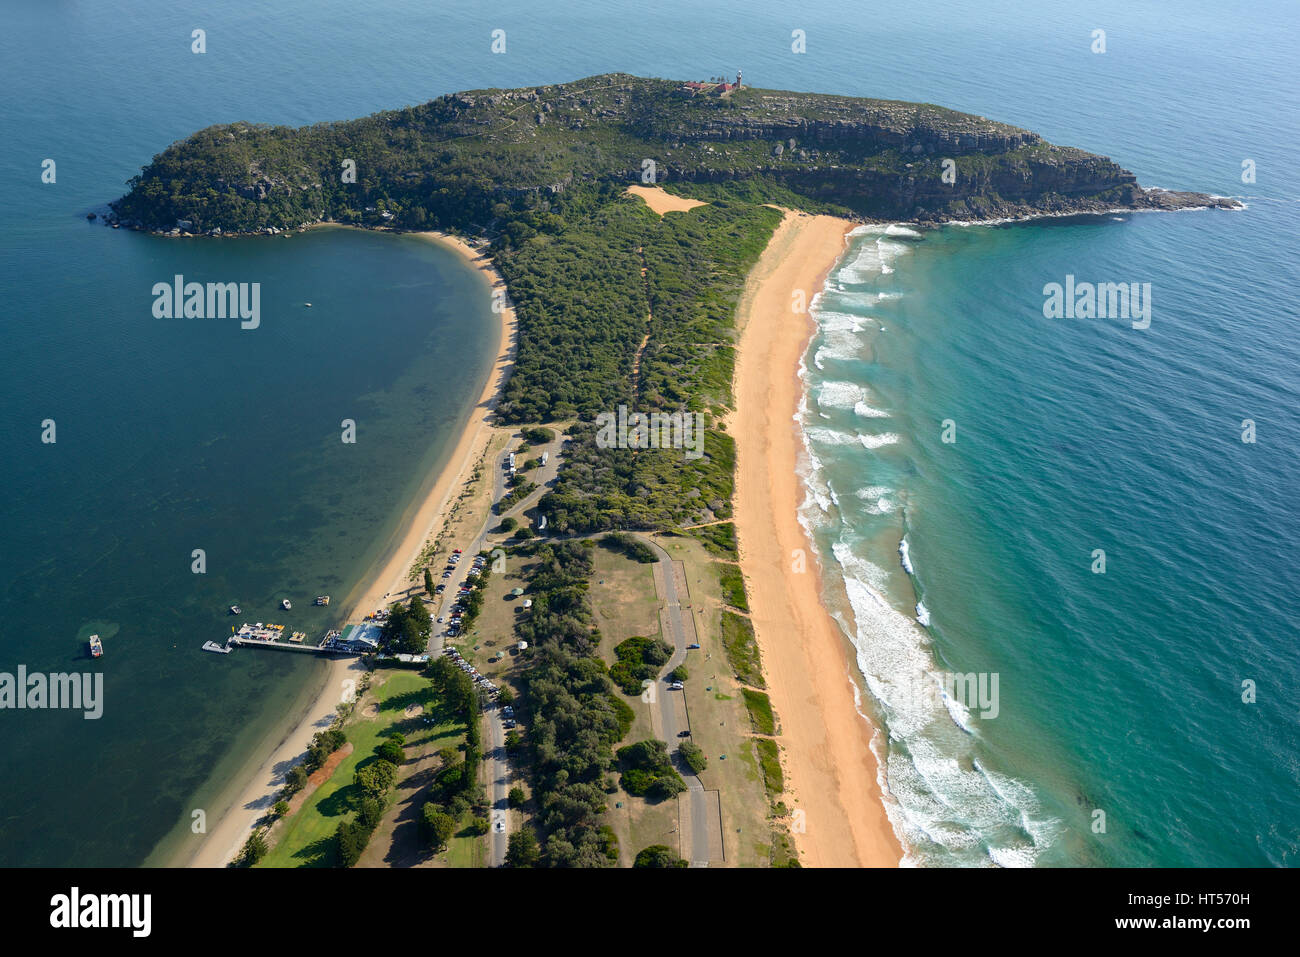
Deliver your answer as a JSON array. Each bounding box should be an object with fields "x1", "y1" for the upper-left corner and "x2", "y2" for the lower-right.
[{"x1": 682, "y1": 71, "x2": 742, "y2": 96}]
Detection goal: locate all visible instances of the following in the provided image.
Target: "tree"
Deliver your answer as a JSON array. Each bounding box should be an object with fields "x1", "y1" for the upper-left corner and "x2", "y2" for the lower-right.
[
  {"x1": 377, "y1": 739, "x2": 404, "y2": 765},
  {"x1": 497, "y1": 687, "x2": 515, "y2": 706},
  {"x1": 238, "y1": 829, "x2": 268, "y2": 867},
  {"x1": 504, "y1": 828, "x2": 540, "y2": 867},
  {"x1": 679, "y1": 741, "x2": 707, "y2": 773},
  {"x1": 497, "y1": 517, "x2": 518, "y2": 533},
  {"x1": 634, "y1": 845, "x2": 687, "y2": 868},
  {"x1": 272, "y1": 800, "x2": 289, "y2": 819},
  {"x1": 420, "y1": 803, "x2": 456, "y2": 851},
  {"x1": 335, "y1": 820, "x2": 366, "y2": 867},
  {"x1": 507, "y1": 786, "x2": 526, "y2": 808},
  {"x1": 424, "y1": 567, "x2": 436, "y2": 595}
]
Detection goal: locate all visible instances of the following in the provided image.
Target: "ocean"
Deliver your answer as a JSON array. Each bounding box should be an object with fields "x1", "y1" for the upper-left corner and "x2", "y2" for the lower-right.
[{"x1": 2, "y1": 0, "x2": 1295, "y2": 865}]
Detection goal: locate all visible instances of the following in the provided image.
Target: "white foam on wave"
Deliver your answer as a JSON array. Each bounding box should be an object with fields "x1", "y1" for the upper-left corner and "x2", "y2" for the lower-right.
[
  {"x1": 860, "y1": 432, "x2": 900, "y2": 450},
  {"x1": 816, "y1": 380, "x2": 866, "y2": 410},
  {"x1": 854, "y1": 399, "x2": 890, "y2": 419},
  {"x1": 915, "y1": 601, "x2": 931, "y2": 627},
  {"x1": 805, "y1": 426, "x2": 860, "y2": 447},
  {"x1": 829, "y1": 540, "x2": 1058, "y2": 866},
  {"x1": 898, "y1": 537, "x2": 915, "y2": 574}
]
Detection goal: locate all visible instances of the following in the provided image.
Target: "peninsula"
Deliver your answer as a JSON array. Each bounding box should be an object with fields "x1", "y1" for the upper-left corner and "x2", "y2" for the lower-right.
[{"x1": 117, "y1": 74, "x2": 1236, "y2": 869}]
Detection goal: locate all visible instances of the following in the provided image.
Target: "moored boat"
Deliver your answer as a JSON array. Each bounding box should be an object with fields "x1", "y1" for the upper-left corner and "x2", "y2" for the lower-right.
[
  {"x1": 281, "y1": 598, "x2": 292, "y2": 610},
  {"x1": 88, "y1": 634, "x2": 103, "y2": 658}
]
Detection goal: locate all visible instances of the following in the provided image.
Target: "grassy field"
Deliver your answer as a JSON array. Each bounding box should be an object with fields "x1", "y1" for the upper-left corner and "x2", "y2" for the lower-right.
[
  {"x1": 590, "y1": 542, "x2": 663, "y2": 655},
  {"x1": 588, "y1": 546, "x2": 672, "y2": 864},
  {"x1": 260, "y1": 669, "x2": 455, "y2": 868}
]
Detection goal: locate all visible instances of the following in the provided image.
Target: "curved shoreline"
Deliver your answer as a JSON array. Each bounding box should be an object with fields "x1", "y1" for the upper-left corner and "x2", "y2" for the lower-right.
[
  {"x1": 162, "y1": 229, "x2": 516, "y2": 868},
  {"x1": 731, "y1": 210, "x2": 903, "y2": 868}
]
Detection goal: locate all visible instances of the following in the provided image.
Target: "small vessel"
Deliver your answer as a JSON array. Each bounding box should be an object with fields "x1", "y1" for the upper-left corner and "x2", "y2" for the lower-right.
[
  {"x1": 281, "y1": 599, "x2": 292, "y2": 610},
  {"x1": 289, "y1": 631, "x2": 307, "y2": 644},
  {"x1": 314, "y1": 595, "x2": 330, "y2": 606},
  {"x1": 88, "y1": 634, "x2": 103, "y2": 658},
  {"x1": 304, "y1": 302, "x2": 312, "y2": 307},
  {"x1": 229, "y1": 604, "x2": 242, "y2": 615}
]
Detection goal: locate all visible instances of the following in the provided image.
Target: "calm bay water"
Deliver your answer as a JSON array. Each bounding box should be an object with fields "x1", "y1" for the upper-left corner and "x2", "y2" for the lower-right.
[{"x1": 1, "y1": 0, "x2": 1294, "y2": 865}]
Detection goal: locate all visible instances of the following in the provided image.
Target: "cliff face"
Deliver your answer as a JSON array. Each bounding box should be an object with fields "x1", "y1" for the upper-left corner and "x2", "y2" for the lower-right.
[{"x1": 111, "y1": 73, "x2": 1237, "y2": 234}]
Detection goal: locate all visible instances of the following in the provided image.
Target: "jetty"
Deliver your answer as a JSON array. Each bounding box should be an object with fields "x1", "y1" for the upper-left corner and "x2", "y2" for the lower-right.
[{"x1": 207, "y1": 624, "x2": 366, "y2": 657}]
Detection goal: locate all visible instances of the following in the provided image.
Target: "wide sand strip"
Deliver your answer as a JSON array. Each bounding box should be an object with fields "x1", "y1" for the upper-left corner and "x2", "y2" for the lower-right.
[
  {"x1": 626, "y1": 184, "x2": 709, "y2": 216},
  {"x1": 178, "y1": 231, "x2": 515, "y2": 867},
  {"x1": 731, "y1": 212, "x2": 902, "y2": 868}
]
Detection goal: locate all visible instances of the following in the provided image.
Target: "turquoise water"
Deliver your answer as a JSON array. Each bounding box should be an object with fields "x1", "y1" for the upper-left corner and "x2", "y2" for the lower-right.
[{"x1": 2, "y1": 0, "x2": 1295, "y2": 865}]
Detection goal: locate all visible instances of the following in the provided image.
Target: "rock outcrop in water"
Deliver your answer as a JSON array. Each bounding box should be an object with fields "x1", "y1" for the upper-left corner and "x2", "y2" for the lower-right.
[{"x1": 112, "y1": 73, "x2": 1238, "y2": 234}]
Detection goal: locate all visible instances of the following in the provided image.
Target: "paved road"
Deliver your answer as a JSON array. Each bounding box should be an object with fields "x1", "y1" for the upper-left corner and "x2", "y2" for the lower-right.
[
  {"x1": 426, "y1": 432, "x2": 566, "y2": 656},
  {"x1": 416, "y1": 429, "x2": 566, "y2": 864},
  {"x1": 487, "y1": 706, "x2": 509, "y2": 866},
  {"x1": 639, "y1": 535, "x2": 713, "y2": 867}
]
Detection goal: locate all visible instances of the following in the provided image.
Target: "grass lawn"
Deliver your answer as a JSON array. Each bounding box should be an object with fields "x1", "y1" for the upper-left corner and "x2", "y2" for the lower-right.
[{"x1": 260, "y1": 670, "x2": 447, "y2": 868}]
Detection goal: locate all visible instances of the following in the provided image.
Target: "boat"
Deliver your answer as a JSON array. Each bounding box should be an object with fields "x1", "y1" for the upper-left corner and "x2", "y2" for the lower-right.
[
  {"x1": 88, "y1": 634, "x2": 103, "y2": 658},
  {"x1": 281, "y1": 598, "x2": 292, "y2": 610},
  {"x1": 229, "y1": 604, "x2": 241, "y2": 615},
  {"x1": 304, "y1": 302, "x2": 312, "y2": 307},
  {"x1": 289, "y1": 631, "x2": 307, "y2": 644},
  {"x1": 314, "y1": 595, "x2": 330, "y2": 606}
]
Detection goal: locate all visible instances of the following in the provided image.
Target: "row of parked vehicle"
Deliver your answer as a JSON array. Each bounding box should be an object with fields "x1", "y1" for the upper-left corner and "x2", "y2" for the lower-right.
[{"x1": 441, "y1": 645, "x2": 498, "y2": 698}]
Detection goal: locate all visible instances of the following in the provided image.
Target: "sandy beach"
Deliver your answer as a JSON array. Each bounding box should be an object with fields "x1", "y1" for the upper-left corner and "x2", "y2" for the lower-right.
[
  {"x1": 175, "y1": 230, "x2": 515, "y2": 867},
  {"x1": 731, "y1": 211, "x2": 902, "y2": 867}
]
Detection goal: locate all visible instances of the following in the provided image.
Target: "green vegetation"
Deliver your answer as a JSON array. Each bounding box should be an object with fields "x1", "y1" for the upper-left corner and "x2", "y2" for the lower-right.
[
  {"x1": 379, "y1": 595, "x2": 431, "y2": 655},
  {"x1": 424, "y1": 567, "x2": 436, "y2": 596},
  {"x1": 599, "y1": 532, "x2": 657, "y2": 564},
  {"x1": 236, "y1": 829, "x2": 268, "y2": 867},
  {"x1": 634, "y1": 844, "x2": 688, "y2": 868},
  {"x1": 260, "y1": 671, "x2": 463, "y2": 868},
  {"x1": 420, "y1": 804, "x2": 457, "y2": 851},
  {"x1": 718, "y1": 564, "x2": 749, "y2": 611},
  {"x1": 668, "y1": 664, "x2": 688, "y2": 683},
  {"x1": 742, "y1": 688, "x2": 776, "y2": 736},
  {"x1": 608, "y1": 634, "x2": 673, "y2": 696},
  {"x1": 754, "y1": 738, "x2": 784, "y2": 798},
  {"x1": 508, "y1": 786, "x2": 526, "y2": 809},
  {"x1": 720, "y1": 611, "x2": 764, "y2": 689},
  {"x1": 496, "y1": 479, "x2": 537, "y2": 514},
  {"x1": 520, "y1": 427, "x2": 555, "y2": 446},
  {"x1": 616, "y1": 739, "x2": 687, "y2": 799},
  {"x1": 505, "y1": 828, "x2": 540, "y2": 868},
  {"x1": 679, "y1": 741, "x2": 707, "y2": 774},
  {"x1": 513, "y1": 540, "x2": 629, "y2": 866},
  {"x1": 691, "y1": 522, "x2": 738, "y2": 560},
  {"x1": 496, "y1": 516, "x2": 518, "y2": 533}
]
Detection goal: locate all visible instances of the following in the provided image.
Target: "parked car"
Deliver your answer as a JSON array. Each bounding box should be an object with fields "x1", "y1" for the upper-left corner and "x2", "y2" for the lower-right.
[
  {"x1": 677, "y1": 730, "x2": 691, "y2": 737},
  {"x1": 669, "y1": 682, "x2": 684, "y2": 691},
  {"x1": 686, "y1": 643, "x2": 700, "y2": 650}
]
